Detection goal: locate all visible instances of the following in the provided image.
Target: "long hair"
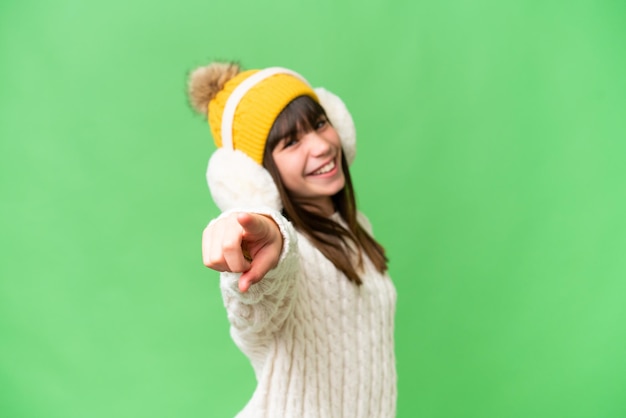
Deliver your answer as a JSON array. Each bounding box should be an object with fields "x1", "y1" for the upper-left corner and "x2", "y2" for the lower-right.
[{"x1": 263, "y1": 96, "x2": 388, "y2": 284}]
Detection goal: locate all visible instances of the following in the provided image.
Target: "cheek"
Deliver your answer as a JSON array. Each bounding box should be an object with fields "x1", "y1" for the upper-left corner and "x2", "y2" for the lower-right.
[
  {"x1": 274, "y1": 157, "x2": 300, "y2": 187},
  {"x1": 328, "y1": 128, "x2": 342, "y2": 146},
  {"x1": 274, "y1": 156, "x2": 289, "y2": 176}
]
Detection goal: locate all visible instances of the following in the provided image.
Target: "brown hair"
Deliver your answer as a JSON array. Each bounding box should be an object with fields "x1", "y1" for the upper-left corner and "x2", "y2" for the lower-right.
[{"x1": 263, "y1": 96, "x2": 388, "y2": 284}]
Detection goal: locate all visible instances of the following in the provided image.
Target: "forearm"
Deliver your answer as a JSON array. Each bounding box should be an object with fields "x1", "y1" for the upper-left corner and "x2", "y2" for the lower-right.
[{"x1": 219, "y1": 208, "x2": 299, "y2": 335}]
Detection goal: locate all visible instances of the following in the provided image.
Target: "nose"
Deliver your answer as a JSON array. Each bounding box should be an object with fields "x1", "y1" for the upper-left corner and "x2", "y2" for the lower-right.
[{"x1": 303, "y1": 131, "x2": 331, "y2": 157}]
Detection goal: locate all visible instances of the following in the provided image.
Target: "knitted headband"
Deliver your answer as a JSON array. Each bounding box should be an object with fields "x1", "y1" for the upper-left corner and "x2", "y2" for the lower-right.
[{"x1": 187, "y1": 62, "x2": 356, "y2": 212}]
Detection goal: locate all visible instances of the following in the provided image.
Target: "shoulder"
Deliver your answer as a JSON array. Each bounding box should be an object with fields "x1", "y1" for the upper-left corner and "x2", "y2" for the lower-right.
[{"x1": 356, "y1": 211, "x2": 375, "y2": 235}]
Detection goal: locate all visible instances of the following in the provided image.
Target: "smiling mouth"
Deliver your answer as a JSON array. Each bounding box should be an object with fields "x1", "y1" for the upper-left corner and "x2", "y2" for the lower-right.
[{"x1": 310, "y1": 159, "x2": 336, "y2": 175}]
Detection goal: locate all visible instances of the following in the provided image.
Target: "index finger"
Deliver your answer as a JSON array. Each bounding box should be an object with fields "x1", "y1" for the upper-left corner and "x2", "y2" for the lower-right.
[{"x1": 236, "y1": 212, "x2": 268, "y2": 238}]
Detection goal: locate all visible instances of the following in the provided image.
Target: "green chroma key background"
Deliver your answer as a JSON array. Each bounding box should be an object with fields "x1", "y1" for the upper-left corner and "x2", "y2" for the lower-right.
[{"x1": 1, "y1": 0, "x2": 625, "y2": 417}]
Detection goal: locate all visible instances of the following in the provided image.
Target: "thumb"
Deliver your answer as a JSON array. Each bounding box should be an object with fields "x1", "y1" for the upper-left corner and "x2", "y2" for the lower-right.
[{"x1": 237, "y1": 247, "x2": 279, "y2": 292}]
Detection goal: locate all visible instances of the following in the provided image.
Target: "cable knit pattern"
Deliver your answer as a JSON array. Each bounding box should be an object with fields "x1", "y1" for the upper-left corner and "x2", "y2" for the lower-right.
[{"x1": 219, "y1": 209, "x2": 397, "y2": 418}]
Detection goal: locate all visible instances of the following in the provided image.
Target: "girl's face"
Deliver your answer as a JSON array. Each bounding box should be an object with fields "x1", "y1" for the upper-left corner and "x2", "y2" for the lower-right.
[{"x1": 271, "y1": 116, "x2": 345, "y2": 216}]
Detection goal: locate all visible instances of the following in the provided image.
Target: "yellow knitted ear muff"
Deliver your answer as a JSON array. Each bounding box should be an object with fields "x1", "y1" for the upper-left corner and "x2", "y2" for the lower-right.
[{"x1": 208, "y1": 68, "x2": 318, "y2": 164}]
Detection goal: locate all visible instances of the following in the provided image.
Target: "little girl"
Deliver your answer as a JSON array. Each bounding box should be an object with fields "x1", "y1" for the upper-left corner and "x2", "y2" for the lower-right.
[{"x1": 188, "y1": 62, "x2": 397, "y2": 418}]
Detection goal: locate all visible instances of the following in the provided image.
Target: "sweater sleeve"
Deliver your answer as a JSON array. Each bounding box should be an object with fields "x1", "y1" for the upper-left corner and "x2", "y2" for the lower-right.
[{"x1": 217, "y1": 208, "x2": 299, "y2": 342}]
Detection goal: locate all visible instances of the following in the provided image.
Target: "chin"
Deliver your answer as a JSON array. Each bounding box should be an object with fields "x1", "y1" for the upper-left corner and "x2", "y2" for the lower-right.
[{"x1": 329, "y1": 178, "x2": 346, "y2": 196}]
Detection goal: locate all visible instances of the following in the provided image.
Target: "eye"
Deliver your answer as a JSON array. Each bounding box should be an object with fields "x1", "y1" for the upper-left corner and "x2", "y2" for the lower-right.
[
  {"x1": 314, "y1": 117, "x2": 329, "y2": 131},
  {"x1": 282, "y1": 137, "x2": 299, "y2": 148}
]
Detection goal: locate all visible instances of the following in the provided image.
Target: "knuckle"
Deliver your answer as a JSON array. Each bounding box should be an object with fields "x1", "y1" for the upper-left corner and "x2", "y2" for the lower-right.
[
  {"x1": 222, "y1": 238, "x2": 241, "y2": 252},
  {"x1": 204, "y1": 253, "x2": 223, "y2": 268}
]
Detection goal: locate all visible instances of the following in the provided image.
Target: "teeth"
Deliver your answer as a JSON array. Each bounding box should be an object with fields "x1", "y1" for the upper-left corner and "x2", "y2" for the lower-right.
[{"x1": 312, "y1": 160, "x2": 335, "y2": 175}]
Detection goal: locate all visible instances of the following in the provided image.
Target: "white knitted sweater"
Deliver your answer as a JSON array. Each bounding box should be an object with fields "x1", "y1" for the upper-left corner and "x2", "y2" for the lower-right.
[{"x1": 219, "y1": 210, "x2": 397, "y2": 418}]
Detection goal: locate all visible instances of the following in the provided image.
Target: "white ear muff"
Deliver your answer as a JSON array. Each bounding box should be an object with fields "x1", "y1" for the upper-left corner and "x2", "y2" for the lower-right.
[{"x1": 206, "y1": 148, "x2": 282, "y2": 212}]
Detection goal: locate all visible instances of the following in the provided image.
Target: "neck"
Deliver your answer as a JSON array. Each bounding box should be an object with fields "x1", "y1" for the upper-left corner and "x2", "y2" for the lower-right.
[{"x1": 296, "y1": 197, "x2": 335, "y2": 217}]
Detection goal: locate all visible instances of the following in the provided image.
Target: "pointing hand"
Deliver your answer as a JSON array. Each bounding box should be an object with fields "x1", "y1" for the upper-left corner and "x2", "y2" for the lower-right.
[{"x1": 202, "y1": 213, "x2": 283, "y2": 292}]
